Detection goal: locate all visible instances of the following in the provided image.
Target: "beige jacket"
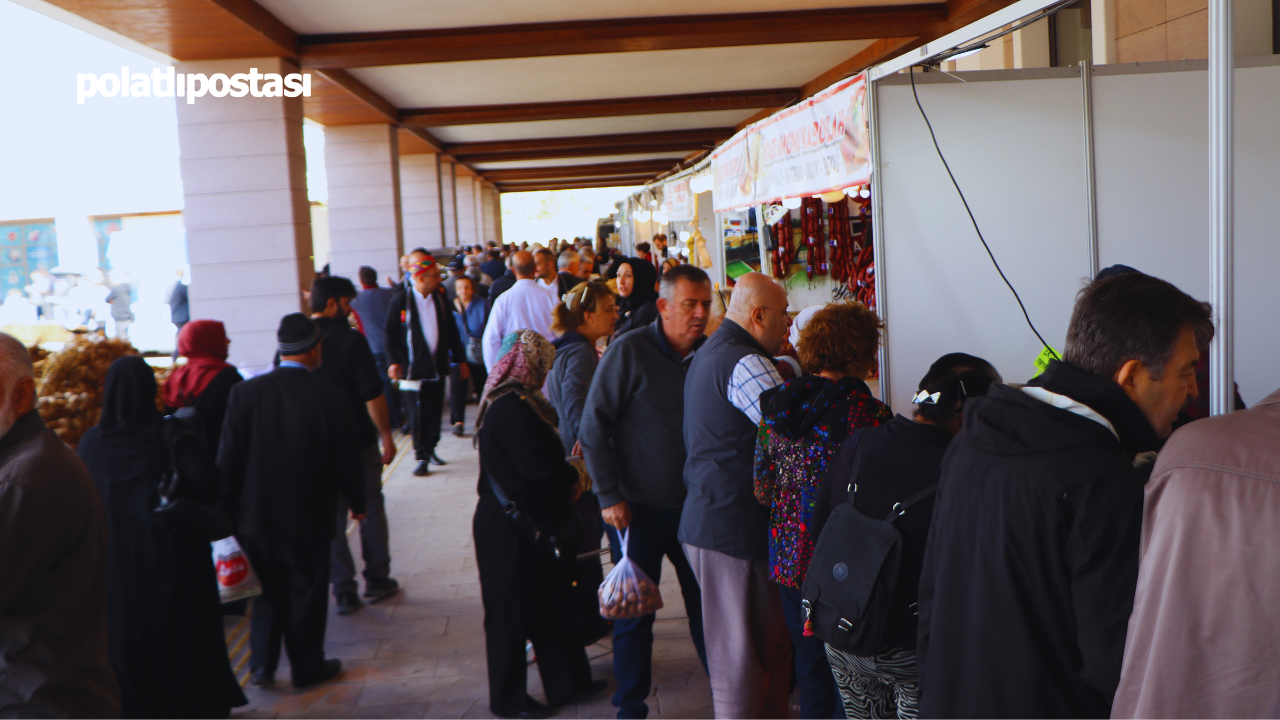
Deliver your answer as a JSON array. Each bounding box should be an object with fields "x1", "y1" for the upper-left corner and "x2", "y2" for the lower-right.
[{"x1": 1113, "y1": 388, "x2": 1280, "y2": 719}]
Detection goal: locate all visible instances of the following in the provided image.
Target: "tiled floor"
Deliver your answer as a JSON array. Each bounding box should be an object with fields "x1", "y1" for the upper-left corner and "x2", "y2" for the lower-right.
[{"x1": 232, "y1": 404, "x2": 713, "y2": 719}]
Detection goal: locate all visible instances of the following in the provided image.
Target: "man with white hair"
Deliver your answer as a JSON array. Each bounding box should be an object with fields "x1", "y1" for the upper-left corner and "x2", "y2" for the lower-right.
[
  {"x1": 0, "y1": 333, "x2": 119, "y2": 717},
  {"x1": 556, "y1": 250, "x2": 581, "y2": 296}
]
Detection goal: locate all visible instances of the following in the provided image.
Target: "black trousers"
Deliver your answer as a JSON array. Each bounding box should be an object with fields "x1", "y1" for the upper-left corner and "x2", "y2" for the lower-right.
[
  {"x1": 473, "y1": 494, "x2": 593, "y2": 716},
  {"x1": 406, "y1": 380, "x2": 446, "y2": 460},
  {"x1": 239, "y1": 536, "x2": 330, "y2": 681},
  {"x1": 448, "y1": 362, "x2": 487, "y2": 426},
  {"x1": 372, "y1": 351, "x2": 403, "y2": 429}
]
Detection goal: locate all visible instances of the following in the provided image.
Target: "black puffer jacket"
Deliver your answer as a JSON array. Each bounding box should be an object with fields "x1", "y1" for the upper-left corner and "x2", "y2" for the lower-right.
[{"x1": 917, "y1": 361, "x2": 1159, "y2": 719}]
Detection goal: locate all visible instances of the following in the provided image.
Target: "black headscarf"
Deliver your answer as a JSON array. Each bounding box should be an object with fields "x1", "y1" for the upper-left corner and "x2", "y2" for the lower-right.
[
  {"x1": 617, "y1": 257, "x2": 659, "y2": 314},
  {"x1": 99, "y1": 356, "x2": 161, "y2": 438}
]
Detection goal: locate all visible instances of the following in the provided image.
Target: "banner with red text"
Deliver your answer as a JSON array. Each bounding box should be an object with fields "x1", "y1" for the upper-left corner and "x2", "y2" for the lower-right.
[
  {"x1": 663, "y1": 177, "x2": 694, "y2": 222},
  {"x1": 710, "y1": 72, "x2": 870, "y2": 211}
]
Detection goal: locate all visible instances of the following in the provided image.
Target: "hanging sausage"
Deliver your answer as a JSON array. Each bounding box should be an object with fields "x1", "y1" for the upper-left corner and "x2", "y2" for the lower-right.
[{"x1": 802, "y1": 197, "x2": 827, "y2": 279}]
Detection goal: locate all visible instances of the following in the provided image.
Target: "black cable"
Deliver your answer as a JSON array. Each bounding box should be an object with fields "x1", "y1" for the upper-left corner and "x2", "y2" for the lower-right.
[{"x1": 907, "y1": 66, "x2": 1060, "y2": 360}]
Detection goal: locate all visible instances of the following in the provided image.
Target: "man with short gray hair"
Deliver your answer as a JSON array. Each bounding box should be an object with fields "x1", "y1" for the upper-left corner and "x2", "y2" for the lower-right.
[
  {"x1": 556, "y1": 250, "x2": 581, "y2": 296},
  {"x1": 0, "y1": 333, "x2": 119, "y2": 717}
]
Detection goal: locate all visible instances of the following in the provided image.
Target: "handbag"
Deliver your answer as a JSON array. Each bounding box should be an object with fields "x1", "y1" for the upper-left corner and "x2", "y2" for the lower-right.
[
  {"x1": 154, "y1": 407, "x2": 235, "y2": 541},
  {"x1": 800, "y1": 426, "x2": 937, "y2": 656},
  {"x1": 466, "y1": 336, "x2": 484, "y2": 366}
]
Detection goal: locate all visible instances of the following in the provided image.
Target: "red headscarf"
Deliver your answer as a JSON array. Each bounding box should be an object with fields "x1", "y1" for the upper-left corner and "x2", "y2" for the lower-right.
[{"x1": 162, "y1": 320, "x2": 233, "y2": 409}]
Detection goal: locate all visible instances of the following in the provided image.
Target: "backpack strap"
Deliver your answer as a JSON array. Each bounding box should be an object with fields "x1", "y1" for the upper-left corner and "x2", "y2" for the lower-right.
[
  {"x1": 843, "y1": 425, "x2": 875, "y2": 504},
  {"x1": 883, "y1": 482, "x2": 939, "y2": 523}
]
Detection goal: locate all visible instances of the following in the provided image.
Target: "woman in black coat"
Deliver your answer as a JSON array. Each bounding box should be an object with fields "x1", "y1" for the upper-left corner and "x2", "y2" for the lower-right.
[
  {"x1": 811, "y1": 353, "x2": 1000, "y2": 720},
  {"x1": 610, "y1": 257, "x2": 658, "y2": 340},
  {"x1": 473, "y1": 330, "x2": 604, "y2": 719},
  {"x1": 77, "y1": 356, "x2": 247, "y2": 719}
]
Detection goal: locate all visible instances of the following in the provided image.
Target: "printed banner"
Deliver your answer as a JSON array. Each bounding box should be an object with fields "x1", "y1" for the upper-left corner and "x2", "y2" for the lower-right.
[
  {"x1": 711, "y1": 72, "x2": 870, "y2": 211},
  {"x1": 663, "y1": 177, "x2": 694, "y2": 222}
]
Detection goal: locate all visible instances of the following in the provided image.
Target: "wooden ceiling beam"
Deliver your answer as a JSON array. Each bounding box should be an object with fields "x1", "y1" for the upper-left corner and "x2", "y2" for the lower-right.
[
  {"x1": 482, "y1": 161, "x2": 679, "y2": 181},
  {"x1": 460, "y1": 146, "x2": 693, "y2": 165},
  {"x1": 443, "y1": 128, "x2": 734, "y2": 158},
  {"x1": 400, "y1": 89, "x2": 798, "y2": 127},
  {"x1": 497, "y1": 178, "x2": 652, "y2": 193},
  {"x1": 297, "y1": 5, "x2": 950, "y2": 69}
]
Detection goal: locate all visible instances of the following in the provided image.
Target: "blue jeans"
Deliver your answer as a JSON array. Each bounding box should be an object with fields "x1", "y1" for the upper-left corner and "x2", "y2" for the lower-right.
[
  {"x1": 779, "y1": 584, "x2": 842, "y2": 718},
  {"x1": 605, "y1": 503, "x2": 708, "y2": 719}
]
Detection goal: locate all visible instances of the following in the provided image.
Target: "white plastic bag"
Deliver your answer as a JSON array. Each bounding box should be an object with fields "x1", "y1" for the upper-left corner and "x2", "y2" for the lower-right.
[
  {"x1": 211, "y1": 536, "x2": 262, "y2": 604},
  {"x1": 598, "y1": 529, "x2": 663, "y2": 620}
]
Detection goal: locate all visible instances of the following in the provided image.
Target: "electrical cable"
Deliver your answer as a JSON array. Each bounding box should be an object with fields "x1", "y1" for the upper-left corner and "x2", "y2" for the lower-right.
[{"x1": 907, "y1": 65, "x2": 1060, "y2": 359}]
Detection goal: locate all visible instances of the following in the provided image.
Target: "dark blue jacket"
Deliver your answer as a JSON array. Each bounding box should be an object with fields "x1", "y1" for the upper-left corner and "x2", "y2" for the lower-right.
[{"x1": 351, "y1": 285, "x2": 394, "y2": 354}]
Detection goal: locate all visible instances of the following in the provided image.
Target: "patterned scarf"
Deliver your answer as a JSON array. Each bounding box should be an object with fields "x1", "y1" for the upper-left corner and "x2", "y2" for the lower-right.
[{"x1": 475, "y1": 330, "x2": 557, "y2": 432}]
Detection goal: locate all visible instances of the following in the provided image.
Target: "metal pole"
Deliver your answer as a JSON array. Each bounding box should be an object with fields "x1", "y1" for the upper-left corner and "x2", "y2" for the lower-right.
[
  {"x1": 867, "y1": 77, "x2": 891, "y2": 404},
  {"x1": 1080, "y1": 60, "x2": 1100, "y2": 278},
  {"x1": 1209, "y1": 0, "x2": 1234, "y2": 415}
]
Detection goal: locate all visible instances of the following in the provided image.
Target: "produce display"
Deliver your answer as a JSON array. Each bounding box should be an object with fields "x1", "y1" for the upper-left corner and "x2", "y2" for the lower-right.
[
  {"x1": 802, "y1": 197, "x2": 828, "y2": 279},
  {"x1": 34, "y1": 333, "x2": 139, "y2": 447},
  {"x1": 598, "y1": 530, "x2": 664, "y2": 620}
]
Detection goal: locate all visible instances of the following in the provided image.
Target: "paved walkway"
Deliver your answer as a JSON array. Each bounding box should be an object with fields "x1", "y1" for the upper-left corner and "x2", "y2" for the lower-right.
[{"x1": 233, "y1": 403, "x2": 714, "y2": 719}]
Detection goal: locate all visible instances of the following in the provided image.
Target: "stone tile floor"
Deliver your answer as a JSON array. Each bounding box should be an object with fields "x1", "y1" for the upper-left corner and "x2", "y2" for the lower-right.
[{"x1": 231, "y1": 404, "x2": 714, "y2": 719}]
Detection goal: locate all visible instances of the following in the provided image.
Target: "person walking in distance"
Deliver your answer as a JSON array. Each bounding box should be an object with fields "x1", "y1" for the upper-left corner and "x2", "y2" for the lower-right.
[
  {"x1": 352, "y1": 265, "x2": 403, "y2": 431},
  {"x1": 0, "y1": 332, "x2": 119, "y2": 717},
  {"x1": 481, "y1": 251, "x2": 557, "y2": 372},
  {"x1": 680, "y1": 273, "x2": 793, "y2": 719},
  {"x1": 217, "y1": 314, "x2": 367, "y2": 688},
  {"x1": 385, "y1": 253, "x2": 469, "y2": 476},
  {"x1": 308, "y1": 275, "x2": 401, "y2": 615},
  {"x1": 580, "y1": 265, "x2": 714, "y2": 718}
]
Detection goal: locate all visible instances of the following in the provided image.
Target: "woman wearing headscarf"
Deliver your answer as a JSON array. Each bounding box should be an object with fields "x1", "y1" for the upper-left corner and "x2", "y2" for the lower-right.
[
  {"x1": 162, "y1": 319, "x2": 243, "y2": 457},
  {"x1": 752, "y1": 301, "x2": 892, "y2": 719},
  {"x1": 473, "y1": 331, "x2": 605, "y2": 719},
  {"x1": 611, "y1": 258, "x2": 659, "y2": 341},
  {"x1": 77, "y1": 356, "x2": 247, "y2": 719}
]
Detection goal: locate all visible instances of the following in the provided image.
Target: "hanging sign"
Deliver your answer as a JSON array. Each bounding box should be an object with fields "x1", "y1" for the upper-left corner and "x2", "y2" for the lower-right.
[
  {"x1": 710, "y1": 72, "x2": 871, "y2": 211},
  {"x1": 710, "y1": 131, "x2": 756, "y2": 213},
  {"x1": 663, "y1": 177, "x2": 694, "y2": 222}
]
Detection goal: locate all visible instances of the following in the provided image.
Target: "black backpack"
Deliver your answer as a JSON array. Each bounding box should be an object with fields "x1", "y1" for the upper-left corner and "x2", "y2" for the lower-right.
[{"x1": 801, "y1": 426, "x2": 936, "y2": 656}]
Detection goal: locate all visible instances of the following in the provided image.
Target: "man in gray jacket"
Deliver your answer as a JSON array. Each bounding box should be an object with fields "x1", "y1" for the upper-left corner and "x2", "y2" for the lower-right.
[{"x1": 580, "y1": 265, "x2": 712, "y2": 719}]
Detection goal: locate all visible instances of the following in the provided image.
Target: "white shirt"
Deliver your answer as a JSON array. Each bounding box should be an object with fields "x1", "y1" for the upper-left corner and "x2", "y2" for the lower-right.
[
  {"x1": 482, "y1": 278, "x2": 557, "y2": 371},
  {"x1": 538, "y1": 276, "x2": 561, "y2": 303},
  {"x1": 727, "y1": 354, "x2": 785, "y2": 426},
  {"x1": 411, "y1": 285, "x2": 439, "y2": 364}
]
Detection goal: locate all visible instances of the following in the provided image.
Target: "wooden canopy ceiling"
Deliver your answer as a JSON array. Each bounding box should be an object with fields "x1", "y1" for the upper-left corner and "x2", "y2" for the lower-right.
[{"x1": 46, "y1": 0, "x2": 1018, "y2": 192}]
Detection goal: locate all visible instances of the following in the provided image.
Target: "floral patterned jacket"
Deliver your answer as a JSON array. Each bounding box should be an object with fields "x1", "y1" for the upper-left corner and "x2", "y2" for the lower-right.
[{"x1": 753, "y1": 375, "x2": 891, "y2": 589}]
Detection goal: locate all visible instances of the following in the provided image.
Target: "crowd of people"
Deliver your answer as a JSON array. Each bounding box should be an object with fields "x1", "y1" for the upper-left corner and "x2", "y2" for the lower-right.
[{"x1": 0, "y1": 233, "x2": 1278, "y2": 720}]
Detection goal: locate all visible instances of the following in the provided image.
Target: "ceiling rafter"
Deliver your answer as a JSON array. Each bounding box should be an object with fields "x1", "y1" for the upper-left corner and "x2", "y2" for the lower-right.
[
  {"x1": 497, "y1": 178, "x2": 651, "y2": 193},
  {"x1": 296, "y1": 5, "x2": 950, "y2": 69},
  {"x1": 400, "y1": 89, "x2": 799, "y2": 127},
  {"x1": 443, "y1": 128, "x2": 733, "y2": 158},
  {"x1": 481, "y1": 160, "x2": 680, "y2": 181}
]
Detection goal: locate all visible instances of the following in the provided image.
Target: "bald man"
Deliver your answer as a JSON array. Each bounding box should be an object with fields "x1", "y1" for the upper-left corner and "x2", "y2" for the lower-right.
[
  {"x1": 480, "y1": 250, "x2": 557, "y2": 371},
  {"x1": 679, "y1": 273, "x2": 792, "y2": 719}
]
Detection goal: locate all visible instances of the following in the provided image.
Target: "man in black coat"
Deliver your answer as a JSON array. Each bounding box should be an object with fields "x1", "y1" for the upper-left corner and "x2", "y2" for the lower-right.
[
  {"x1": 916, "y1": 272, "x2": 1214, "y2": 718},
  {"x1": 217, "y1": 314, "x2": 366, "y2": 689},
  {"x1": 385, "y1": 252, "x2": 468, "y2": 477}
]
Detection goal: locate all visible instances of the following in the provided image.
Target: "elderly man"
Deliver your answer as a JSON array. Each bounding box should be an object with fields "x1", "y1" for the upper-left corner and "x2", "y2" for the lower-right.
[
  {"x1": 386, "y1": 253, "x2": 469, "y2": 477},
  {"x1": 680, "y1": 273, "x2": 793, "y2": 719},
  {"x1": 917, "y1": 272, "x2": 1214, "y2": 718},
  {"x1": 576, "y1": 247, "x2": 596, "y2": 280},
  {"x1": 0, "y1": 333, "x2": 118, "y2": 717},
  {"x1": 582, "y1": 265, "x2": 712, "y2": 719},
  {"x1": 487, "y1": 252, "x2": 520, "y2": 308},
  {"x1": 481, "y1": 250, "x2": 557, "y2": 371},
  {"x1": 556, "y1": 250, "x2": 582, "y2": 296}
]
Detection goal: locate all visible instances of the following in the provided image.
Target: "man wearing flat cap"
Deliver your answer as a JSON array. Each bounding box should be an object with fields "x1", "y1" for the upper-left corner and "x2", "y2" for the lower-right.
[{"x1": 217, "y1": 313, "x2": 367, "y2": 689}]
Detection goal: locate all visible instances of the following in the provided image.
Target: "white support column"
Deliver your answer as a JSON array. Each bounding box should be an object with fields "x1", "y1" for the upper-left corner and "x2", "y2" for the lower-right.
[
  {"x1": 323, "y1": 124, "x2": 403, "y2": 280},
  {"x1": 1091, "y1": 0, "x2": 1118, "y2": 64},
  {"x1": 175, "y1": 57, "x2": 313, "y2": 369},
  {"x1": 400, "y1": 152, "x2": 443, "y2": 252},
  {"x1": 456, "y1": 174, "x2": 478, "y2": 247},
  {"x1": 472, "y1": 180, "x2": 485, "y2": 248},
  {"x1": 481, "y1": 184, "x2": 497, "y2": 245},
  {"x1": 1209, "y1": 0, "x2": 1234, "y2": 415}
]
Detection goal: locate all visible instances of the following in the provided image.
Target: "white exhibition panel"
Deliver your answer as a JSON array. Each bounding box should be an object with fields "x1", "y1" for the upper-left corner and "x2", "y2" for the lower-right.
[
  {"x1": 877, "y1": 70, "x2": 1090, "y2": 413},
  {"x1": 877, "y1": 60, "x2": 1280, "y2": 411}
]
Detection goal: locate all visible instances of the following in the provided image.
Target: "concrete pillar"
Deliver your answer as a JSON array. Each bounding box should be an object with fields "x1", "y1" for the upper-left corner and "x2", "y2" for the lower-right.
[
  {"x1": 1013, "y1": 18, "x2": 1052, "y2": 68},
  {"x1": 481, "y1": 185, "x2": 497, "y2": 245},
  {"x1": 323, "y1": 124, "x2": 403, "y2": 280},
  {"x1": 456, "y1": 174, "x2": 479, "y2": 247},
  {"x1": 473, "y1": 180, "x2": 485, "y2": 247},
  {"x1": 400, "y1": 152, "x2": 444, "y2": 252},
  {"x1": 175, "y1": 56, "x2": 313, "y2": 368},
  {"x1": 441, "y1": 159, "x2": 458, "y2": 249}
]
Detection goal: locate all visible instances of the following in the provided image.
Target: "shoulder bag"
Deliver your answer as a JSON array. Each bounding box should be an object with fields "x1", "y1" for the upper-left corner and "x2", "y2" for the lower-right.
[
  {"x1": 800, "y1": 426, "x2": 937, "y2": 656},
  {"x1": 154, "y1": 407, "x2": 235, "y2": 541}
]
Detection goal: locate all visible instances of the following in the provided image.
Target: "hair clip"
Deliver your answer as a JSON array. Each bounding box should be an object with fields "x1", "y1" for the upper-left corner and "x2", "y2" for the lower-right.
[
  {"x1": 958, "y1": 380, "x2": 968, "y2": 398},
  {"x1": 913, "y1": 390, "x2": 940, "y2": 405}
]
